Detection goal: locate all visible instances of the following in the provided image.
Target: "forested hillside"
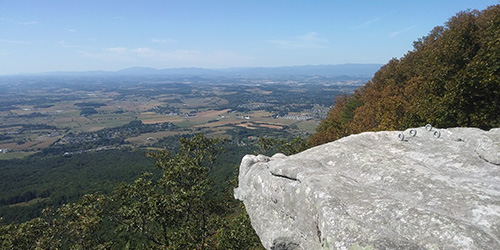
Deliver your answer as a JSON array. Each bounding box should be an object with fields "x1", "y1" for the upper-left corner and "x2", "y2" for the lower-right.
[
  {"x1": 310, "y1": 5, "x2": 500, "y2": 145},
  {"x1": 0, "y1": 135, "x2": 265, "y2": 249}
]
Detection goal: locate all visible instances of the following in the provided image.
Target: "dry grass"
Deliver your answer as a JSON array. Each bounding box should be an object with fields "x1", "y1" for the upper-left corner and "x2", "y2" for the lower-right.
[
  {"x1": 0, "y1": 136, "x2": 60, "y2": 150},
  {"x1": 236, "y1": 123, "x2": 258, "y2": 130},
  {"x1": 88, "y1": 126, "x2": 106, "y2": 132},
  {"x1": 192, "y1": 120, "x2": 239, "y2": 128},
  {"x1": 254, "y1": 123, "x2": 284, "y2": 129},
  {"x1": 141, "y1": 118, "x2": 184, "y2": 124},
  {"x1": 35, "y1": 136, "x2": 61, "y2": 149}
]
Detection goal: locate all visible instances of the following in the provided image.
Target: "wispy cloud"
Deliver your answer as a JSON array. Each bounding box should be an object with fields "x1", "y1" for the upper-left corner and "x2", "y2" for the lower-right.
[
  {"x1": 390, "y1": 25, "x2": 416, "y2": 38},
  {"x1": 151, "y1": 38, "x2": 176, "y2": 43},
  {"x1": 78, "y1": 47, "x2": 132, "y2": 61},
  {"x1": 59, "y1": 40, "x2": 80, "y2": 48},
  {"x1": 106, "y1": 47, "x2": 128, "y2": 53},
  {"x1": 68, "y1": 29, "x2": 77, "y2": 32},
  {"x1": 78, "y1": 46, "x2": 252, "y2": 67},
  {"x1": 80, "y1": 47, "x2": 176, "y2": 61},
  {"x1": 353, "y1": 17, "x2": 382, "y2": 29},
  {"x1": 269, "y1": 32, "x2": 328, "y2": 49},
  {"x1": 168, "y1": 50, "x2": 201, "y2": 61},
  {"x1": 0, "y1": 39, "x2": 30, "y2": 44},
  {"x1": 99, "y1": 47, "x2": 205, "y2": 62},
  {"x1": 18, "y1": 21, "x2": 38, "y2": 25},
  {"x1": 131, "y1": 47, "x2": 163, "y2": 58}
]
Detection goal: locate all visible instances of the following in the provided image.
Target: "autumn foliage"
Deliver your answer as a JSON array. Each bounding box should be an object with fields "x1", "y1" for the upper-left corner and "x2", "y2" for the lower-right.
[{"x1": 310, "y1": 5, "x2": 500, "y2": 146}]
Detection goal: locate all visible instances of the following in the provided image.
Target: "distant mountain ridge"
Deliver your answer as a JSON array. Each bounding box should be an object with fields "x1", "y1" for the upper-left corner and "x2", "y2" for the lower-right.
[{"x1": 33, "y1": 64, "x2": 382, "y2": 77}]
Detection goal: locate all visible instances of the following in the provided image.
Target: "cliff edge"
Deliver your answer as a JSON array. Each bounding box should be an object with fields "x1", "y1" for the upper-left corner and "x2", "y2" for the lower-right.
[{"x1": 234, "y1": 127, "x2": 500, "y2": 249}]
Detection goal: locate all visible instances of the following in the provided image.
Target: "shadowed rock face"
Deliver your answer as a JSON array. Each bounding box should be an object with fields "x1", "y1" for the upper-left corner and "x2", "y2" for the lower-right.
[{"x1": 234, "y1": 127, "x2": 500, "y2": 250}]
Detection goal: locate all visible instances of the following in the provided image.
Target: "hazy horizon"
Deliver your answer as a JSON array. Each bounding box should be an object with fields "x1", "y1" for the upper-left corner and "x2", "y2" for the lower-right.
[{"x1": 1, "y1": 0, "x2": 498, "y2": 75}]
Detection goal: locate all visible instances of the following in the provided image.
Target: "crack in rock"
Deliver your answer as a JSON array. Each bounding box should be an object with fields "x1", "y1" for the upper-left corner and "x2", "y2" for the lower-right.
[{"x1": 270, "y1": 172, "x2": 300, "y2": 182}]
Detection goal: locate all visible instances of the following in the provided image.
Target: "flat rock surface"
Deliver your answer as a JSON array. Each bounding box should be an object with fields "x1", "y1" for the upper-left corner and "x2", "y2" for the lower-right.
[{"x1": 234, "y1": 127, "x2": 500, "y2": 249}]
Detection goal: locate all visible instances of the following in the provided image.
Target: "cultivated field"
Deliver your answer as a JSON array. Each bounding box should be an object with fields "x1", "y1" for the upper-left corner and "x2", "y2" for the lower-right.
[{"x1": 0, "y1": 77, "x2": 357, "y2": 158}]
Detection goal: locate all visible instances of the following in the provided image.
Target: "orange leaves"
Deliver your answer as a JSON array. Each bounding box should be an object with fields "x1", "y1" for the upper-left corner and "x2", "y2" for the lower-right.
[{"x1": 310, "y1": 5, "x2": 500, "y2": 145}]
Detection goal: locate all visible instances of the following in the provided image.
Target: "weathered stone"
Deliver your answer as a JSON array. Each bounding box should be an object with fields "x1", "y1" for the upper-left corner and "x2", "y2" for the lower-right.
[{"x1": 234, "y1": 127, "x2": 500, "y2": 249}]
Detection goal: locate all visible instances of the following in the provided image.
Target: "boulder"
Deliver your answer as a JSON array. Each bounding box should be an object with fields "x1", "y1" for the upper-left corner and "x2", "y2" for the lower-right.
[{"x1": 234, "y1": 127, "x2": 500, "y2": 249}]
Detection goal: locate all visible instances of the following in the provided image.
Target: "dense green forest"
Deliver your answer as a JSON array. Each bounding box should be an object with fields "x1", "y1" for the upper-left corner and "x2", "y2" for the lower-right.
[
  {"x1": 0, "y1": 121, "x2": 299, "y2": 225},
  {"x1": 0, "y1": 128, "x2": 308, "y2": 249},
  {"x1": 310, "y1": 5, "x2": 500, "y2": 145},
  {"x1": 0, "y1": 135, "x2": 266, "y2": 249},
  {"x1": 0, "y1": 149, "x2": 155, "y2": 223}
]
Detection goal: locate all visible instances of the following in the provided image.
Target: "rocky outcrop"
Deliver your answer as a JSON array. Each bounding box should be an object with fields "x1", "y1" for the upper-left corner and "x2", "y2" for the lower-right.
[{"x1": 234, "y1": 127, "x2": 500, "y2": 249}]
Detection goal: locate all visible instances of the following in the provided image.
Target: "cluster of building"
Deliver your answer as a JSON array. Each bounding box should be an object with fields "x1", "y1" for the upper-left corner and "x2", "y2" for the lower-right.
[{"x1": 278, "y1": 114, "x2": 313, "y2": 121}]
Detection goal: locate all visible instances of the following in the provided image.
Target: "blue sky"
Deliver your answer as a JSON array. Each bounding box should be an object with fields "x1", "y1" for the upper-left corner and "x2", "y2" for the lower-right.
[{"x1": 1, "y1": 0, "x2": 498, "y2": 75}]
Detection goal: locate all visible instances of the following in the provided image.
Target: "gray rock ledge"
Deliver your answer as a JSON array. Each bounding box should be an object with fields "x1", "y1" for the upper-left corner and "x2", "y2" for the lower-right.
[{"x1": 234, "y1": 127, "x2": 500, "y2": 250}]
